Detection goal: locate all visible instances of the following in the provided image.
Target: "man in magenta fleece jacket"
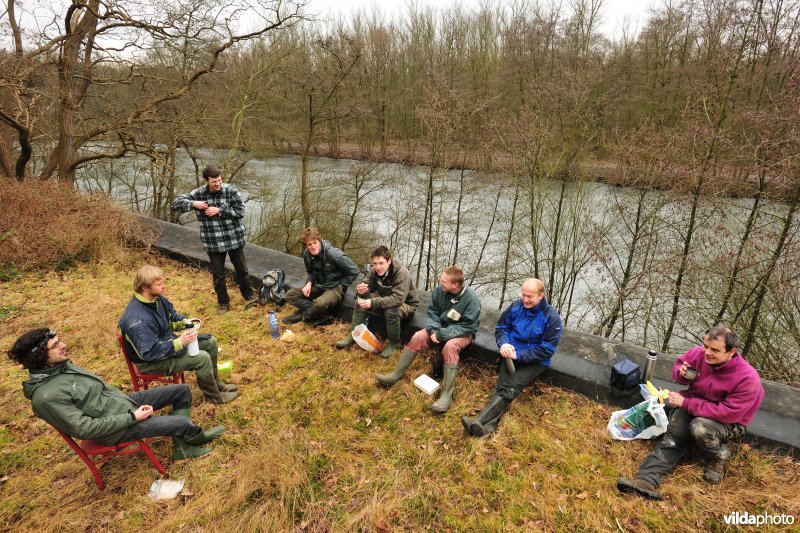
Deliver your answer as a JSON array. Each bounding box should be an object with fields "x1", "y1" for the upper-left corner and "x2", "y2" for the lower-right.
[{"x1": 617, "y1": 325, "x2": 764, "y2": 500}]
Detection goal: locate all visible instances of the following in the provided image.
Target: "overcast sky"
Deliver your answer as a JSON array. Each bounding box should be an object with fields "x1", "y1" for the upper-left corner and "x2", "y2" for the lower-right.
[{"x1": 304, "y1": 0, "x2": 662, "y2": 38}]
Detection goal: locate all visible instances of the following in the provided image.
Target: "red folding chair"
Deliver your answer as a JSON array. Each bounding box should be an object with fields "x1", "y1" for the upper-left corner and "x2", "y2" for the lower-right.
[
  {"x1": 53, "y1": 427, "x2": 168, "y2": 490},
  {"x1": 116, "y1": 329, "x2": 185, "y2": 391}
]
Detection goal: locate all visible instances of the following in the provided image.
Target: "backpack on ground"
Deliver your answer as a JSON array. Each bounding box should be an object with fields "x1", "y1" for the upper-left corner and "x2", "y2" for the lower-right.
[{"x1": 245, "y1": 268, "x2": 286, "y2": 310}]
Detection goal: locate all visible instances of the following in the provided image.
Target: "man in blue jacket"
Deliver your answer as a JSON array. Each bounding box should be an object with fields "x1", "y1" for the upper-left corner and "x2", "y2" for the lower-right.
[
  {"x1": 462, "y1": 278, "x2": 562, "y2": 437},
  {"x1": 119, "y1": 265, "x2": 238, "y2": 404}
]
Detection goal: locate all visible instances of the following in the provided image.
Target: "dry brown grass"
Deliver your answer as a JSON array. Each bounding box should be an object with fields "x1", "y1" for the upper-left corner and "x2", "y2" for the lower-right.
[
  {"x1": 1, "y1": 252, "x2": 799, "y2": 532},
  {"x1": 0, "y1": 180, "x2": 148, "y2": 276}
]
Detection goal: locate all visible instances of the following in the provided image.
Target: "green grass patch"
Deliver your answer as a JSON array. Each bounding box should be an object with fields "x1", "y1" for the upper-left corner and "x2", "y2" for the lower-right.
[{"x1": 0, "y1": 251, "x2": 798, "y2": 531}]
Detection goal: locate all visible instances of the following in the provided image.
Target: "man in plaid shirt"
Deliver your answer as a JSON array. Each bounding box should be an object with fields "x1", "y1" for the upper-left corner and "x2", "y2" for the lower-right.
[{"x1": 171, "y1": 165, "x2": 254, "y2": 313}]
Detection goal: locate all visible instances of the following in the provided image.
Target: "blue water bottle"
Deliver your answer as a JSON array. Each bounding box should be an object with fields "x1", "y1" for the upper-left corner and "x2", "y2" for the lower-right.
[{"x1": 269, "y1": 311, "x2": 280, "y2": 339}]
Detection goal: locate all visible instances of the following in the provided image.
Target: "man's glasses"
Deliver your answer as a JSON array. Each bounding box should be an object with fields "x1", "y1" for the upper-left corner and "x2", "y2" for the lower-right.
[{"x1": 32, "y1": 331, "x2": 57, "y2": 352}]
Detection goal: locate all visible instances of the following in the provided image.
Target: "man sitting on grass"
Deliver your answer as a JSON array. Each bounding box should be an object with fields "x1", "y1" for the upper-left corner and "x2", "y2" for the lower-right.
[
  {"x1": 617, "y1": 324, "x2": 764, "y2": 500},
  {"x1": 8, "y1": 327, "x2": 224, "y2": 460}
]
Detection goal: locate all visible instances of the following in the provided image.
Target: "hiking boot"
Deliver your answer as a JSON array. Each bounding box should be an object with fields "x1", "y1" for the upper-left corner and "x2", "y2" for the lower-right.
[
  {"x1": 703, "y1": 458, "x2": 725, "y2": 484},
  {"x1": 218, "y1": 303, "x2": 229, "y2": 314},
  {"x1": 616, "y1": 477, "x2": 662, "y2": 500},
  {"x1": 282, "y1": 311, "x2": 304, "y2": 325},
  {"x1": 336, "y1": 333, "x2": 357, "y2": 349}
]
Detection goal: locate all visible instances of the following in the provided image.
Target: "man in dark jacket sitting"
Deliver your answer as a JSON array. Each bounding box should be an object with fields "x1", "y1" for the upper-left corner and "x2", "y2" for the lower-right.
[
  {"x1": 462, "y1": 278, "x2": 562, "y2": 437},
  {"x1": 335, "y1": 245, "x2": 419, "y2": 358},
  {"x1": 283, "y1": 227, "x2": 360, "y2": 327},
  {"x1": 118, "y1": 265, "x2": 238, "y2": 404},
  {"x1": 8, "y1": 327, "x2": 224, "y2": 460}
]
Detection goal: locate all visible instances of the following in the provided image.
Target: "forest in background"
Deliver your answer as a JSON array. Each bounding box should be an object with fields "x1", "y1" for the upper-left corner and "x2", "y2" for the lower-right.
[{"x1": 2, "y1": 0, "x2": 799, "y2": 383}]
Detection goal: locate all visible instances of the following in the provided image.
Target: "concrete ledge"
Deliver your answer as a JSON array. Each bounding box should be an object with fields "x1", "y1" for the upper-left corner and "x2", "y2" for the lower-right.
[{"x1": 142, "y1": 217, "x2": 800, "y2": 452}]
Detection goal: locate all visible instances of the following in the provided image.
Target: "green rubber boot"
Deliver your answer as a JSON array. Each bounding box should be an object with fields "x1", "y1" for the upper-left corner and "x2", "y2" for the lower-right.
[
  {"x1": 171, "y1": 408, "x2": 225, "y2": 446},
  {"x1": 380, "y1": 320, "x2": 402, "y2": 359},
  {"x1": 172, "y1": 437, "x2": 212, "y2": 460},
  {"x1": 375, "y1": 348, "x2": 417, "y2": 387},
  {"x1": 169, "y1": 408, "x2": 213, "y2": 460},
  {"x1": 337, "y1": 309, "x2": 367, "y2": 348},
  {"x1": 211, "y1": 351, "x2": 238, "y2": 392},
  {"x1": 431, "y1": 364, "x2": 458, "y2": 413}
]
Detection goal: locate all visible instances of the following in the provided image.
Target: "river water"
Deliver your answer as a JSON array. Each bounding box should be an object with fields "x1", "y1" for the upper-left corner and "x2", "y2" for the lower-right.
[{"x1": 77, "y1": 149, "x2": 794, "y2": 357}]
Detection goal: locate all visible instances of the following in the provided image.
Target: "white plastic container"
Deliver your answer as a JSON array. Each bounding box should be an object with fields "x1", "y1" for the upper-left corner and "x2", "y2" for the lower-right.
[{"x1": 413, "y1": 374, "x2": 440, "y2": 395}]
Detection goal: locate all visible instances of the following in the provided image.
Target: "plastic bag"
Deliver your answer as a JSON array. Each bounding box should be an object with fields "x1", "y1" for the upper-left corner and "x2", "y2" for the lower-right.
[
  {"x1": 351, "y1": 324, "x2": 381, "y2": 352},
  {"x1": 607, "y1": 398, "x2": 669, "y2": 440}
]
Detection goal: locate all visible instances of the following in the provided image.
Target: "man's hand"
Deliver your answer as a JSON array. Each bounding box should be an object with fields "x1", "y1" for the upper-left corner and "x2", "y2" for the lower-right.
[
  {"x1": 667, "y1": 391, "x2": 685, "y2": 408},
  {"x1": 178, "y1": 328, "x2": 198, "y2": 347},
  {"x1": 430, "y1": 332, "x2": 441, "y2": 344},
  {"x1": 134, "y1": 405, "x2": 153, "y2": 421},
  {"x1": 301, "y1": 281, "x2": 312, "y2": 298},
  {"x1": 357, "y1": 298, "x2": 372, "y2": 310},
  {"x1": 203, "y1": 206, "x2": 220, "y2": 217},
  {"x1": 499, "y1": 343, "x2": 517, "y2": 359},
  {"x1": 678, "y1": 361, "x2": 689, "y2": 379},
  {"x1": 191, "y1": 200, "x2": 208, "y2": 210},
  {"x1": 356, "y1": 282, "x2": 369, "y2": 295}
]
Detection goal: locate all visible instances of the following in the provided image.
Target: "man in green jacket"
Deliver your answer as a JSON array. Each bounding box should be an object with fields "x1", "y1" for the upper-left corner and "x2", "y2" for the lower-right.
[
  {"x1": 335, "y1": 245, "x2": 419, "y2": 358},
  {"x1": 376, "y1": 266, "x2": 481, "y2": 413},
  {"x1": 283, "y1": 227, "x2": 360, "y2": 327},
  {"x1": 8, "y1": 328, "x2": 224, "y2": 460}
]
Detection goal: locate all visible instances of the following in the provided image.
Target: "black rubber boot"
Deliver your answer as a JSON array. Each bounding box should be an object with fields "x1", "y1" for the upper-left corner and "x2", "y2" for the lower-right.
[{"x1": 461, "y1": 395, "x2": 508, "y2": 437}]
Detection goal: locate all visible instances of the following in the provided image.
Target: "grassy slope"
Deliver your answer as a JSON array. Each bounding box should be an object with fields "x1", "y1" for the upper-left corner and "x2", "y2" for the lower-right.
[{"x1": 0, "y1": 251, "x2": 798, "y2": 532}]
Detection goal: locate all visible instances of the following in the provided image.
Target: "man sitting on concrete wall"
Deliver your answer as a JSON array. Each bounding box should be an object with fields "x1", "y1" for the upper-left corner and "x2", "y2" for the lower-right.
[
  {"x1": 8, "y1": 328, "x2": 224, "y2": 460},
  {"x1": 617, "y1": 324, "x2": 765, "y2": 500},
  {"x1": 335, "y1": 245, "x2": 419, "y2": 358},
  {"x1": 283, "y1": 227, "x2": 360, "y2": 327},
  {"x1": 376, "y1": 266, "x2": 481, "y2": 414},
  {"x1": 462, "y1": 278, "x2": 562, "y2": 437},
  {"x1": 119, "y1": 265, "x2": 239, "y2": 405}
]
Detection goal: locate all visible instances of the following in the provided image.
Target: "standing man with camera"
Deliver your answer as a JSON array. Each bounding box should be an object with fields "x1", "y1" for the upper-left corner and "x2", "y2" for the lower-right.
[{"x1": 171, "y1": 165, "x2": 254, "y2": 313}]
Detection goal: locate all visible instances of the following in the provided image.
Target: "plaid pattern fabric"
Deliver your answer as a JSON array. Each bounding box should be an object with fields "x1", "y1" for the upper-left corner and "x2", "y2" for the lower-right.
[{"x1": 171, "y1": 184, "x2": 247, "y2": 253}]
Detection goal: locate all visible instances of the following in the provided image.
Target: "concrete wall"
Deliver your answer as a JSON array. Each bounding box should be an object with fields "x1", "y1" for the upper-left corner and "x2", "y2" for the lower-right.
[{"x1": 141, "y1": 217, "x2": 800, "y2": 452}]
